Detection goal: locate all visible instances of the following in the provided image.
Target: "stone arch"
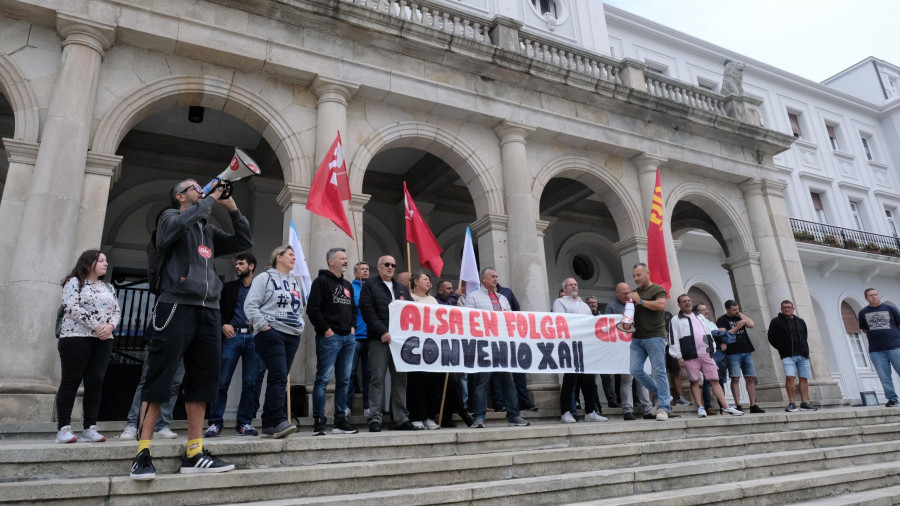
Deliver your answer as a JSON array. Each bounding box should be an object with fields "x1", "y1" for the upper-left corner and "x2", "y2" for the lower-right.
[
  {"x1": 683, "y1": 275, "x2": 727, "y2": 315},
  {"x1": 90, "y1": 75, "x2": 307, "y2": 184},
  {"x1": 0, "y1": 52, "x2": 40, "y2": 142},
  {"x1": 667, "y1": 182, "x2": 755, "y2": 257},
  {"x1": 349, "y1": 121, "x2": 504, "y2": 218},
  {"x1": 531, "y1": 156, "x2": 643, "y2": 241},
  {"x1": 362, "y1": 213, "x2": 403, "y2": 265}
]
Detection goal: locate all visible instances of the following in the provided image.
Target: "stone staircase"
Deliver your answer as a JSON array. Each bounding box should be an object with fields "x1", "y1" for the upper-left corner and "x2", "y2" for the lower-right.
[{"x1": 2, "y1": 407, "x2": 900, "y2": 505}]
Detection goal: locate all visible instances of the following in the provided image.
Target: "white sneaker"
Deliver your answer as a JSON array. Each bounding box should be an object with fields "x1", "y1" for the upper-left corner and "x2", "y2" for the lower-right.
[
  {"x1": 656, "y1": 410, "x2": 669, "y2": 421},
  {"x1": 154, "y1": 427, "x2": 178, "y2": 439},
  {"x1": 56, "y1": 425, "x2": 77, "y2": 444},
  {"x1": 411, "y1": 421, "x2": 425, "y2": 430},
  {"x1": 585, "y1": 411, "x2": 608, "y2": 422},
  {"x1": 697, "y1": 407, "x2": 707, "y2": 418},
  {"x1": 363, "y1": 408, "x2": 371, "y2": 417},
  {"x1": 424, "y1": 419, "x2": 440, "y2": 430},
  {"x1": 561, "y1": 412, "x2": 577, "y2": 424},
  {"x1": 119, "y1": 425, "x2": 138, "y2": 440},
  {"x1": 723, "y1": 405, "x2": 744, "y2": 416},
  {"x1": 80, "y1": 425, "x2": 106, "y2": 442}
]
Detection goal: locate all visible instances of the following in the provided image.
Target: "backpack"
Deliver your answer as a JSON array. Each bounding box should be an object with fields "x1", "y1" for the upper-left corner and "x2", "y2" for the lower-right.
[{"x1": 147, "y1": 212, "x2": 174, "y2": 296}]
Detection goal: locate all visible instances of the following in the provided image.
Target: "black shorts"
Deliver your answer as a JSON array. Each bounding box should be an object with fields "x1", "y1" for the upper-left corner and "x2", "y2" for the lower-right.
[{"x1": 142, "y1": 302, "x2": 221, "y2": 404}]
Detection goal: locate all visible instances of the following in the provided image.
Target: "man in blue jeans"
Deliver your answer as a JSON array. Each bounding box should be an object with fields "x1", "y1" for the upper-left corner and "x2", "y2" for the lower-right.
[
  {"x1": 205, "y1": 253, "x2": 266, "y2": 437},
  {"x1": 348, "y1": 262, "x2": 371, "y2": 417},
  {"x1": 627, "y1": 263, "x2": 672, "y2": 421},
  {"x1": 306, "y1": 248, "x2": 358, "y2": 436},
  {"x1": 859, "y1": 288, "x2": 900, "y2": 407}
]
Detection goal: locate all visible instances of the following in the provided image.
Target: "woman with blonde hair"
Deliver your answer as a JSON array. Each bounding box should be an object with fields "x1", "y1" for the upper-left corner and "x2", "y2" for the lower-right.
[
  {"x1": 244, "y1": 244, "x2": 305, "y2": 438},
  {"x1": 56, "y1": 249, "x2": 120, "y2": 443}
]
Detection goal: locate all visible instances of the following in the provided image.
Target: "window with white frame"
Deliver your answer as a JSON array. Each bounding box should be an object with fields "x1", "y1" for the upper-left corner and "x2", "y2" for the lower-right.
[
  {"x1": 841, "y1": 301, "x2": 870, "y2": 369},
  {"x1": 788, "y1": 112, "x2": 803, "y2": 139},
  {"x1": 810, "y1": 191, "x2": 827, "y2": 223},
  {"x1": 860, "y1": 133, "x2": 876, "y2": 161},
  {"x1": 825, "y1": 123, "x2": 840, "y2": 151},
  {"x1": 645, "y1": 60, "x2": 668, "y2": 76},
  {"x1": 697, "y1": 77, "x2": 718, "y2": 92},
  {"x1": 849, "y1": 200, "x2": 865, "y2": 231},
  {"x1": 886, "y1": 207, "x2": 898, "y2": 237}
]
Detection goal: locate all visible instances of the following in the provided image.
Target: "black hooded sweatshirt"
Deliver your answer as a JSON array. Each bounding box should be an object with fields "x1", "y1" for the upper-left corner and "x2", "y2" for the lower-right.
[{"x1": 306, "y1": 269, "x2": 356, "y2": 336}]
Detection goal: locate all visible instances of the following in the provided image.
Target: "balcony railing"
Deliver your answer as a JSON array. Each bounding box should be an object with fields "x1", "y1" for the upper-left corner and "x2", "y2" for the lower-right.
[
  {"x1": 790, "y1": 218, "x2": 900, "y2": 257},
  {"x1": 111, "y1": 284, "x2": 154, "y2": 365}
]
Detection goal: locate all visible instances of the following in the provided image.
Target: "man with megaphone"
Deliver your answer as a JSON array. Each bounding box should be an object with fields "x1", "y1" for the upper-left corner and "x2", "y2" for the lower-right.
[
  {"x1": 201, "y1": 147, "x2": 262, "y2": 200},
  {"x1": 626, "y1": 263, "x2": 672, "y2": 422},
  {"x1": 130, "y1": 177, "x2": 253, "y2": 481}
]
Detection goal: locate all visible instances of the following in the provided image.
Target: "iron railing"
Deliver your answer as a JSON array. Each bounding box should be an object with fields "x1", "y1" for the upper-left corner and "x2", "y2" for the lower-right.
[
  {"x1": 111, "y1": 284, "x2": 154, "y2": 364},
  {"x1": 790, "y1": 218, "x2": 900, "y2": 257}
]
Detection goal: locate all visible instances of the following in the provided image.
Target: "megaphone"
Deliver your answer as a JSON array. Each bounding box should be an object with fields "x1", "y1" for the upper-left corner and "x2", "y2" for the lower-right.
[
  {"x1": 202, "y1": 147, "x2": 262, "y2": 199},
  {"x1": 615, "y1": 298, "x2": 636, "y2": 333}
]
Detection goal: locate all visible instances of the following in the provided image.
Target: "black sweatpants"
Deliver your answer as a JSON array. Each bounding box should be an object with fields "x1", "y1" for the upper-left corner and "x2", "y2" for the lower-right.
[{"x1": 56, "y1": 336, "x2": 113, "y2": 429}]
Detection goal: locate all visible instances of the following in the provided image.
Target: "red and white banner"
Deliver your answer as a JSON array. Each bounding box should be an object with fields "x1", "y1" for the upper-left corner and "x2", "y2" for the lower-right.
[{"x1": 388, "y1": 301, "x2": 633, "y2": 374}]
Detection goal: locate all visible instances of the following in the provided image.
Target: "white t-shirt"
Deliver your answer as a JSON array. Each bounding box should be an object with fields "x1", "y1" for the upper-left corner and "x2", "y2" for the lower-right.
[{"x1": 384, "y1": 280, "x2": 395, "y2": 300}]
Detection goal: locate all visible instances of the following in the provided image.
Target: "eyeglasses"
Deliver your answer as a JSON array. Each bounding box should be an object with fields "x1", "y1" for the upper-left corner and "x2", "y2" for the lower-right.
[
  {"x1": 382, "y1": 263, "x2": 396, "y2": 268},
  {"x1": 179, "y1": 184, "x2": 202, "y2": 194}
]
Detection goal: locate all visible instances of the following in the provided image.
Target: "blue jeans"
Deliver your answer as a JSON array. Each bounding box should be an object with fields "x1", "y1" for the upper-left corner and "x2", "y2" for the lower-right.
[
  {"x1": 469, "y1": 371, "x2": 521, "y2": 421},
  {"x1": 869, "y1": 348, "x2": 900, "y2": 403},
  {"x1": 726, "y1": 352, "x2": 757, "y2": 378},
  {"x1": 782, "y1": 356, "x2": 811, "y2": 379},
  {"x1": 347, "y1": 339, "x2": 370, "y2": 409},
  {"x1": 254, "y1": 328, "x2": 300, "y2": 429},
  {"x1": 630, "y1": 337, "x2": 671, "y2": 413},
  {"x1": 313, "y1": 333, "x2": 356, "y2": 419},
  {"x1": 208, "y1": 332, "x2": 265, "y2": 427},
  {"x1": 127, "y1": 349, "x2": 184, "y2": 431}
]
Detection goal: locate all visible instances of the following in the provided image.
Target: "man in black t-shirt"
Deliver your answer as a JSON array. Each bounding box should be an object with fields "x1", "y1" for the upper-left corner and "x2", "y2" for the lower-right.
[{"x1": 716, "y1": 300, "x2": 765, "y2": 414}]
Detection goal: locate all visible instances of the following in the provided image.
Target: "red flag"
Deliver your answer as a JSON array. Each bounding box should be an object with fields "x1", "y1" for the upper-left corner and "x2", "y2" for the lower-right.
[
  {"x1": 647, "y1": 168, "x2": 671, "y2": 294},
  {"x1": 404, "y1": 182, "x2": 444, "y2": 276},
  {"x1": 307, "y1": 132, "x2": 353, "y2": 238}
]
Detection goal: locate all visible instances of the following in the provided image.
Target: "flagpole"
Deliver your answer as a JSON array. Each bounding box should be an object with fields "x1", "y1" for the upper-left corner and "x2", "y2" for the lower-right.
[
  {"x1": 406, "y1": 242, "x2": 412, "y2": 275},
  {"x1": 286, "y1": 373, "x2": 292, "y2": 424},
  {"x1": 438, "y1": 372, "x2": 449, "y2": 427}
]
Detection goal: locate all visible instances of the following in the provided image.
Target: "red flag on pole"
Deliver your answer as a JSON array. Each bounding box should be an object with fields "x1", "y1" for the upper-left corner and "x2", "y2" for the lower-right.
[
  {"x1": 403, "y1": 182, "x2": 444, "y2": 276},
  {"x1": 307, "y1": 132, "x2": 353, "y2": 238},
  {"x1": 647, "y1": 168, "x2": 671, "y2": 294}
]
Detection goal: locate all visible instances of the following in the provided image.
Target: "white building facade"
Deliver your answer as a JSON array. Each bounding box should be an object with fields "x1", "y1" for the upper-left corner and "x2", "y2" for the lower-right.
[{"x1": 1, "y1": 0, "x2": 895, "y2": 422}]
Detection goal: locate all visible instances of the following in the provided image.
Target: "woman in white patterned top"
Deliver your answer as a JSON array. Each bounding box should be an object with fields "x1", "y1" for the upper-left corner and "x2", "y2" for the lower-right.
[{"x1": 55, "y1": 250, "x2": 120, "y2": 444}]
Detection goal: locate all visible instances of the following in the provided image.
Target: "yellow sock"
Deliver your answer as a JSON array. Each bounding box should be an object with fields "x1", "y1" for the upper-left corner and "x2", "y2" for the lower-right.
[
  {"x1": 187, "y1": 438, "x2": 203, "y2": 458},
  {"x1": 137, "y1": 439, "x2": 151, "y2": 454}
]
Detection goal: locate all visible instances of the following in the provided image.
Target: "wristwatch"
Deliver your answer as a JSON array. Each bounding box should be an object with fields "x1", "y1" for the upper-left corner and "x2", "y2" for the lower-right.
[{"x1": 637, "y1": 299, "x2": 644, "y2": 306}]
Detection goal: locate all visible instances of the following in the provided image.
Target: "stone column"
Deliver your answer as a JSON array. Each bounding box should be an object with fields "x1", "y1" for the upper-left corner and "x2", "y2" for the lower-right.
[
  {"x1": 71, "y1": 153, "x2": 122, "y2": 259},
  {"x1": 0, "y1": 139, "x2": 39, "y2": 319},
  {"x1": 613, "y1": 237, "x2": 648, "y2": 285},
  {"x1": 0, "y1": 15, "x2": 114, "y2": 422},
  {"x1": 470, "y1": 213, "x2": 510, "y2": 284},
  {"x1": 633, "y1": 154, "x2": 684, "y2": 309},
  {"x1": 494, "y1": 121, "x2": 549, "y2": 313},
  {"x1": 743, "y1": 178, "x2": 844, "y2": 404},
  {"x1": 309, "y1": 77, "x2": 358, "y2": 275}
]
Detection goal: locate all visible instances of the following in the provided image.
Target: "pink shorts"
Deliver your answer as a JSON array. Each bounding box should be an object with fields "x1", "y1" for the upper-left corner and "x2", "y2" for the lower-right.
[{"x1": 684, "y1": 355, "x2": 719, "y2": 382}]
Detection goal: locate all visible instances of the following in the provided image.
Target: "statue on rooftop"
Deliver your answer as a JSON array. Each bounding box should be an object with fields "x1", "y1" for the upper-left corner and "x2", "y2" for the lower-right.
[{"x1": 721, "y1": 60, "x2": 746, "y2": 97}]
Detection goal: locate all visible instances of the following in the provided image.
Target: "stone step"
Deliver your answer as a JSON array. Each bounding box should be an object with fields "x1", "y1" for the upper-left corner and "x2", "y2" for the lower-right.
[
  {"x1": 2, "y1": 408, "x2": 898, "y2": 482},
  {"x1": 569, "y1": 460, "x2": 900, "y2": 506},
  {"x1": 3, "y1": 418, "x2": 900, "y2": 504},
  {"x1": 790, "y1": 484, "x2": 900, "y2": 505},
  {"x1": 224, "y1": 448, "x2": 900, "y2": 506}
]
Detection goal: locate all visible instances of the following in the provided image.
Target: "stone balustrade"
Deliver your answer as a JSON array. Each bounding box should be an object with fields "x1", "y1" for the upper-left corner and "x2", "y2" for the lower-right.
[
  {"x1": 519, "y1": 33, "x2": 622, "y2": 85},
  {"x1": 337, "y1": 0, "x2": 762, "y2": 125},
  {"x1": 645, "y1": 73, "x2": 728, "y2": 115},
  {"x1": 342, "y1": 0, "x2": 492, "y2": 44}
]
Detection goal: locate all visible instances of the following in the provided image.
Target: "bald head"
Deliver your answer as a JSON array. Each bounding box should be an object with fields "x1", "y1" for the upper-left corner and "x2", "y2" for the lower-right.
[{"x1": 615, "y1": 282, "x2": 630, "y2": 303}]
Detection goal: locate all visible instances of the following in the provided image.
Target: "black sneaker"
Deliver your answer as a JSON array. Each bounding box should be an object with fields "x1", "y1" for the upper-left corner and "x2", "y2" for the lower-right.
[
  {"x1": 887, "y1": 400, "x2": 898, "y2": 407},
  {"x1": 522, "y1": 405, "x2": 539, "y2": 412},
  {"x1": 313, "y1": 417, "x2": 327, "y2": 436},
  {"x1": 368, "y1": 421, "x2": 381, "y2": 432},
  {"x1": 785, "y1": 402, "x2": 797, "y2": 412},
  {"x1": 623, "y1": 412, "x2": 636, "y2": 421},
  {"x1": 391, "y1": 420, "x2": 421, "y2": 431},
  {"x1": 332, "y1": 416, "x2": 358, "y2": 434},
  {"x1": 749, "y1": 405, "x2": 765, "y2": 414},
  {"x1": 643, "y1": 413, "x2": 656, "y2": 420},
  {"x1": 271, "y1": 421, "x2": 297, "y2": 439},
  {"x1": 130, "y1": 448, "x2": 155, "y2": 480},
  {"x1": 734, "y1": 405, "x2": 743, "y2": 412},
  {"x1": 799, "y1": 402, "x2": 818, "y2": 411},
  {"x1": 180, "y1": 449, "x2": 235, "y2": 474}
]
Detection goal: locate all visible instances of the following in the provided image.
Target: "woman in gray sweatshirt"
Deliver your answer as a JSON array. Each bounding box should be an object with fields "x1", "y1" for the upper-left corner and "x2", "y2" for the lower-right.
[{"x1": 244, "y1": 244, "x2": 305, "y2": 438}]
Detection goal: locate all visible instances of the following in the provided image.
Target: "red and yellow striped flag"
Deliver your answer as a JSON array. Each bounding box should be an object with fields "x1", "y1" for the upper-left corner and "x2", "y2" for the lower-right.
[{"x1": 647, "y1": 168, "x2": 671, "y2": 294}]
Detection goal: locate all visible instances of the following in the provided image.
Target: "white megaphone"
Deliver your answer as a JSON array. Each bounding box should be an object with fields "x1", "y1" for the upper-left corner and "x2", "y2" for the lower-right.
[
  {"x1": 615, "y1": 298, "x2": 636, "y2": 333},
  {"x1": 202, "y1": 147, "x2": 262, "y2": 199}
]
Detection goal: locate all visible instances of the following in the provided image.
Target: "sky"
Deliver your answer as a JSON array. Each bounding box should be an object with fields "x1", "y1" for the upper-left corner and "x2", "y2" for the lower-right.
[{"x1": 602, "y1": 0, "x2": 900, "y2": 83}]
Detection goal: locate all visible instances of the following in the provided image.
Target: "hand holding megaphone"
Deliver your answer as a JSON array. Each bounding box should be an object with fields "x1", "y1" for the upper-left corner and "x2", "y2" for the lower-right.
[
  {"x1": 202, "y1": 147, "x2": 261, "y2": 199},
  {"x1": 616, "y1": 294, "x2": 637, "y2": 333}
]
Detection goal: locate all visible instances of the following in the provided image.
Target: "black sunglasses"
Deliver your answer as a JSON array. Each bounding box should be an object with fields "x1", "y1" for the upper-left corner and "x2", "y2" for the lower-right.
[
  {"x1": 179, "y1": 184, "x2": 202, "y2": 194},
  {"x1": 382, "y1": 263, "x2": 396, "y2": 268}
]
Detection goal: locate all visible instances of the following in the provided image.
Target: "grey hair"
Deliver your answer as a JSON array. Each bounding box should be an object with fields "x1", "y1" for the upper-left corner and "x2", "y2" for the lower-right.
[
  {"x1": 326, "y1": 247, "x2": 345, "y2": 263},
  {"x1": 354, "y1": 261, "x2": 368, "y2": 274},
  {"x1": 480, "y1": 267, "x2": 496, "y2": 278},
  {"x1": 633, "y1": 262, "x2": 648, "y2": 270}
]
